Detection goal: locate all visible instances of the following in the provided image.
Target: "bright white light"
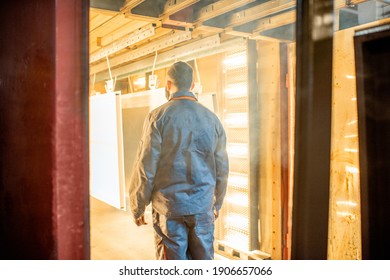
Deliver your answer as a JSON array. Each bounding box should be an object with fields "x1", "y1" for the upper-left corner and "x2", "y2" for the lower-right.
[
  {"x1": 133, "y1": 77, "x2": 146, "y2": 86},
  {"x1": 346, "y1": 75, "x2": 355, "y2": 79},
  {"x1": 227, "y1": 143, "x2": 248, "y2": 158},
  {"x1": 224, "y1": 232, "x2": 249, "y2": 250},
  {"x1": 347, "y1": 120, "x2": 357, "y2": 125},
  {"x1": 345, "y1": 166, "x2": 359, "y2": 174},
  {"x1": 228, "y1": 173, "x2": 248, "y2": 188},
  {"x1": 336, "y1": 211, "x2": 356, "y2": 220},
  {"x1": 224, "y1": 83, "x2": 247, "y2": 99},
  {"x1": 225, "y1": 214, "x2": 249, "y2": 230},
  {"x1": 225, "y1": 193, "x2": 248, "y2": 207},
  {"x1": 344, "y1": 148, "x2": 358, "y2": 153},
  {"x1": 344, "y1": 135, "x2": 357, "y2": 138},
  {"x1": 336, "y1": 200, "x2": 358, "y2": 207},
  {"x1": 223, "y1": 52, "x2": 247, "y2": 69},
  {"x1": 225, "y1": 113, "x2": 248, "y2": 128}
]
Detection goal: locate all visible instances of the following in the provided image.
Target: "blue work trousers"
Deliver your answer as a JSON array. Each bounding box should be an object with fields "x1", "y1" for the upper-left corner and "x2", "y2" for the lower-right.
[{"x1": 152, "y1": 210, "x2": 215, "y2": 260}]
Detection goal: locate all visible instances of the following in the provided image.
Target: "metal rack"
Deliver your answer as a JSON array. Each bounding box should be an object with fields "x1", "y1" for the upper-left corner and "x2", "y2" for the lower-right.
[{"x1": 215, "y1": 42, "x2": 263, "y2": 259}]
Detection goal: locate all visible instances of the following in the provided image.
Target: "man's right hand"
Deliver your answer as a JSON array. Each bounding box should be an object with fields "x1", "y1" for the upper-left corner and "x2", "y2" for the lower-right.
[{"x1": 214, "y1": 209, "x2": 219, "y2": 220}]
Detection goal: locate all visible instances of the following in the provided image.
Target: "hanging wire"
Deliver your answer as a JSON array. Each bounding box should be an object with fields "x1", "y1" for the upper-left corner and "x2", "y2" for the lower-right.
[
  {"x1": 92, "y1": 73, "x2": 96, "y2": 90},
  {"x1": 194, "y1": 58, "x2": 201, "y2": 84},
  {"x1": 151, "y1": 50, "x2": 158, "y2": 77},
  {"x1": 106, "y1": 54, "x2": 113, "y2": 81}
]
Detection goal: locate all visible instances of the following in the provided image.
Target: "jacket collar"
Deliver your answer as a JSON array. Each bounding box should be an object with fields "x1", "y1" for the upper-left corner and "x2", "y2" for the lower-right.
[{"x1": 170, "y1": 91, "x2": 197, "y2": 101}]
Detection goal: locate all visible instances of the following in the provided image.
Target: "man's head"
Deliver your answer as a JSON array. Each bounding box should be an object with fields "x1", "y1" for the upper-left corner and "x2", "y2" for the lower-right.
[{"x1": 166, "y1": 61, "x2": 194, "y2": 97}]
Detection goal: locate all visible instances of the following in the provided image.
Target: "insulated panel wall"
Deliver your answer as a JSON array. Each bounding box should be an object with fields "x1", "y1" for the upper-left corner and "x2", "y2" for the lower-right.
[{"x1": 90, "y1": 93, "x2": 126, "y2": 210}]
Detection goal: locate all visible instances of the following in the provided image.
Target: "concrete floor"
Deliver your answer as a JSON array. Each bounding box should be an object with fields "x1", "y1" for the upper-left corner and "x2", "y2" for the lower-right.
[
  {"x1": 90, "y1": 196, "x2": 155, "y2": 260},
  {"x1": 90, "y1": 196, "x2": 228, "y2": 260}
]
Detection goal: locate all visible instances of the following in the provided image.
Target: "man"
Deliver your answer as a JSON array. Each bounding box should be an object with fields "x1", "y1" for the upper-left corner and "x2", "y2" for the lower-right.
[{"x1": 129, "y1": 61, "x2": 229, "y2": 260}]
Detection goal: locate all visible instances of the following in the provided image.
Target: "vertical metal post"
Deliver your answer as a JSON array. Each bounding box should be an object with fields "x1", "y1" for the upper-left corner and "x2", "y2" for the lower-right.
[
  {"x1": 248, "y1": 39, "x2": 260, "y2": 251},
  {"x1": 292, "y1": 0, "x2": 334, "y2": 259},
  {"x1": 279, "y1": 43, "x2": 289, "y2": 260},
  {"x1": 0, "y1": 0, "x2": 89, "y2": 259},
  {"x1": 54, "y1": 0, "x2": 90, "y2": 259}
]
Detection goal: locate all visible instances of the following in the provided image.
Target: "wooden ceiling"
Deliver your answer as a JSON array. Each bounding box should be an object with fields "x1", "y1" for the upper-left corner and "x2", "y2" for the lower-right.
[
  {"x1": 89, "y1": 0, "x2": 299, "y2": 83},
  {"x1": 89, "y1": 0, "x2": 390, "y2": 83}
]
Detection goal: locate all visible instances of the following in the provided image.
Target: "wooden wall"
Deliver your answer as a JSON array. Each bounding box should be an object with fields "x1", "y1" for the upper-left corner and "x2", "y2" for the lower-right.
[
  {"x1": 257, "y1": 40, "x2": 282, "y2": 259},
  {"x1": 328, "y1": 17, "x2": 390, "y2": 260}
]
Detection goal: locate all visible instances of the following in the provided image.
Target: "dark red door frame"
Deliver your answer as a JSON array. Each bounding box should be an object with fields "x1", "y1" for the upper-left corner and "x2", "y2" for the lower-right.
[
  {"x1": 54, "y1": 0, "x2": 90, "y2": 260},
  {"x1": 0, "y1": 0, "x2": 89, "y2": 259}
]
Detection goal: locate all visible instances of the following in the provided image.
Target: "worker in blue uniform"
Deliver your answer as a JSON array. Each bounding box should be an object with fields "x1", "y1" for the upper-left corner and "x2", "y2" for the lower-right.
[{"x1": 129, "y1": 61, "x2": 229, "y2": 260}]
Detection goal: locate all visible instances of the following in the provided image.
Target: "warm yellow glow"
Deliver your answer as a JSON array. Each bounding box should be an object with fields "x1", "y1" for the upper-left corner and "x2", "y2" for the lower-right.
[
  {"x1": 347, "y1": 120, "x2": 357, "y2": 125},
  {"x1": 345, "y1": 166, "x2": 359, "y2": 174},
  {"x1": 224, "y1": 83, "x2": 247, "y2": 99},
  {"x1": 344, "y1": 148, "x2": 358, "y2": 153},
  {"x1": 346, "y1": 75, "x2": 355, "y2": 79},
  {"x1": 133, "y1": 77, "x2": 146, "y2": 86},
  {"x1": 225, "y1": 193, "x2": 248, "y2": 207},
  {"x1": 336, "y1": 211, "x2": 357, "y2": 219},
  {"x1": 223, "y1": 52, "x2": 247, "y2": 69},
  {"x1": 227, "y1": 143, "x2": 248, "y2": 158},
  {"x1": 225, "y1": 214, "x2": 249, "y2": 230},
  {"x1": 225, "y1": 113, "x2": 248, "y2": 128},
  {"x1": 224, "y1": 232, "x2": 249, "y2": 250},
  {"x1": 228, "y1": 173, "x2": 248, "y2": 188},
  {"x1": 336, "y1": 200, "x2": 358, "y2": 207},
  {"x1": 344, "y1": 134, "x2": 357, "y2": 138}
]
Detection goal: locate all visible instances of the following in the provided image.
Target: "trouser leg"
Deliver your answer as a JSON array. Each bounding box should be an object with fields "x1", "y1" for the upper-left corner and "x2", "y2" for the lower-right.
[
  {"x1": 153, "y1": 211, "x2": 189, "y2": 260},
  {"x1": 187, "y1": 211, "x2": 215, "y2": 260}
]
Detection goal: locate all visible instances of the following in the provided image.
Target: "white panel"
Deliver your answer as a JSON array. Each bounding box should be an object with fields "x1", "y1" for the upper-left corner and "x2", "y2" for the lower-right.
[{"x1": 90, "y1": 93, "x2": 125, "y2": 210}]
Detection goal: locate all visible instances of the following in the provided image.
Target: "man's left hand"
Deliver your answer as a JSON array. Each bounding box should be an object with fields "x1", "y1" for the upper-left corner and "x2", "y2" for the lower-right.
[{"x1": 134, "y1": 214, "x2": 147, "y2": 226}]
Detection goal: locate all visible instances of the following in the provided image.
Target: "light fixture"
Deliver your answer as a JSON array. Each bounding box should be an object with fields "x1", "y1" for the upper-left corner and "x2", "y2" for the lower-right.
[
  {"x1": 133, "y1": 77, "x2": 146, "y2": 87},
  {"x1": 228, "y1": 173, "x2": 248, "y2": 188},
  {"x1": 336, "y1": 200, "x2": 358, "y2": 207},
  {"x1": 345, "y1": 165, "x2": 359, "y2": 173},
  {"x1": 225, "y1": 193, "x2": 248, "y2": 207},
  {"x1": 344, "y1": 148, "x2": 358, "y2": 153},
  {"x1": 227, "y1": 143, "x2": 248, "y2": 158},
  {"x1": 225, "y1": 214, "x2": 249, "y2": 230},
  {"x1": 225, "y1": 113, "x2": 248, "y2": 128},
  {"x1": 224, "y1": 82, "x2": 247, "y2": 99},
  {"x1": 223, "y1": 52, "x2": 247, "y2": 70}
]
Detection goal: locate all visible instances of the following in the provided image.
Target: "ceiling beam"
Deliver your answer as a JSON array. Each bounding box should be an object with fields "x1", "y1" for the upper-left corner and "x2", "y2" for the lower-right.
[
  {"x1": 193, "y1": 0, "x2": 257, "y2": 23},
  {"x1": 252, "y1": 9, "x2": 296, "y2": 33},
  {"x1": 90, "y1": 0, "x2": 126, "y2": 12},
  {"x1": 90, "y1": 23, "x2": 156, "y2": 63},
  {"x1": 94, "y1": 34, "x2": 230, "y2": 82},
  {"x1": 121, "y1": 0, "x2": 147, "y2": 10},
  {"x1": 200, "y1": 0, "x2": 295, "y2": 29},
  {"x1": 161, "y1": 0, "x2": 201, "y2": 18},
  {"x1": 91, "y1": 30, "x2": 192, "y2": 74},
  {"x1": 90, "y1": 14, "x2": 130, "y2": 40},
  {"x1": 122, "y1": 0, "x2": 200, "y2": 21},
  {"x1": 90, "y1": 20, "x2": 151, "y2": 53},
  {"x1": 225, "y1": 8, "x2": 296, "y2": 38}
]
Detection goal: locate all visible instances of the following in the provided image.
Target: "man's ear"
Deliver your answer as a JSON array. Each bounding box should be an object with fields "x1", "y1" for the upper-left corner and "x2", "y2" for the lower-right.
[{"x1": 166, "y1": 80, "x2": 172, "y2": 90}]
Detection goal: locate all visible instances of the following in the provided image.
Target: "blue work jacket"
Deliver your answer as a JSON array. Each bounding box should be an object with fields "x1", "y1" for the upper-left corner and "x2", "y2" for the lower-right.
[{"x1": 129, "y1": 91, "x2": 229, "y2": 219}]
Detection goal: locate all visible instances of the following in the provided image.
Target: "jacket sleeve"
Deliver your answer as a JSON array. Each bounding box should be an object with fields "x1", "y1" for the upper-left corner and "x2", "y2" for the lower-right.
[
  {"x1": 129, "y1": 112, "x2": 162, "y2": 219},
  {"x1": 214, "y1": 123, "x2": 229, "y2": 211}
]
